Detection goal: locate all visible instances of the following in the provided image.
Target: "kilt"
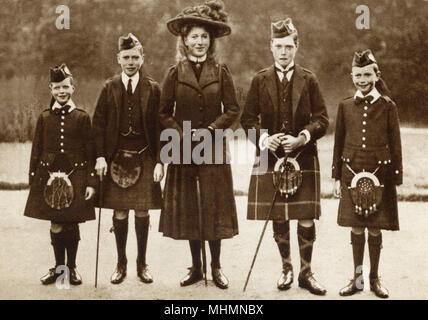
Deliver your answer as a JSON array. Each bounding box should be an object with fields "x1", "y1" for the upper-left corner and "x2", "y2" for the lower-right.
[
  {"x1": 24, "y1": 156, "x2": 95, "y2": 223},
  {"x1": 100, "y1": 150, "x2": 162, "y2": 211},
  {"x1": 247, "y1": 151, "x2": 321, "y2": 221},
  {"x1": 159, "y1": 164, "x2": 239, "y2": 240},
  {"x1": 338, "y1": 149, "x2": 399, "y2": 230}
]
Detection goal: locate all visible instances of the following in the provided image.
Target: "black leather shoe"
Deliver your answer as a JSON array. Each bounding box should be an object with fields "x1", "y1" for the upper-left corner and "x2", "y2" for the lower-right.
[
  {"x1": 110, "y1": 264, "x2": 127, "y2": 284},
  {"x1": 40, "y1": 268, "x2": 60, "y2": 285},
  {"x1": 69, "y1": 267, "x2": 82, "y2": 285},
  {"x1": 212, "y1": 267, "x2": 229, "y2": 289},
  {"x1": 137, "y1": 262, "x2": 153, "y2": 284},
  {"x1": 298, "y1": 272, "x2": 327, "y2": 296},
  {"x1": 180, "y1": 266, "x2": 203, "y2": 287},
  {"x1": 370, "y1": 278, "x2": 389, "y2": 298},
  {"x1": 277, "y1": 267, "x2": 294, "y2": 291},
  {"x1": 339, "y1": 278, "x2": 363, "y2": 296}
]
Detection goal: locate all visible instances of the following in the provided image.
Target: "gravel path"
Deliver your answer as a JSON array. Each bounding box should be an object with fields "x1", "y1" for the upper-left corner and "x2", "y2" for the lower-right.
[{"x1": 1, "y1": 191, "x2": 427, "y2": 300}]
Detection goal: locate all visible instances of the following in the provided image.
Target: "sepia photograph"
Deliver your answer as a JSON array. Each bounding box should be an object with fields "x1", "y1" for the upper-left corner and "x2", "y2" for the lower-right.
[{"x1": 0, "y1": 0, "x2": 427, "y2": 307}]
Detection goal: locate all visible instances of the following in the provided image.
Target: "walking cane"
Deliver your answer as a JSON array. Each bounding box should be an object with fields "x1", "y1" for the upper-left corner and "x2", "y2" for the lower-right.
[
  {"x1": 195, "y1": 175, "x2": 208, "y2": 287},
  {"x1": 95, "y1": 174, "x2": 103, "y2": 288},
  {"x1": 243, "y1": 153, "x2": 289, "y2": 292}
]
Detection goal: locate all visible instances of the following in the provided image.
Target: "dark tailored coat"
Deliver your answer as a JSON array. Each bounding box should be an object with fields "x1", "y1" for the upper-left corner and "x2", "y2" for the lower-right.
[
  {"x1": 158, "y1": 59, "x2": 240, "y2": 240},
  {"x1": 241, "y1": 64, "x2": 329, "y2": 221},
  {"x1": 332, "y1": 95, "x2": 402, "y2": 230},
  {"x1": 92, "y1": 69, "x2": 162, "y2": 210},
  {"x1": 24, "y1": 107, "x2": 97, "y2": 223}
]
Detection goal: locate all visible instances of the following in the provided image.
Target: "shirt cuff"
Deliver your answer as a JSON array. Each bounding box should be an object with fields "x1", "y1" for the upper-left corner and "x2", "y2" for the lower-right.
[
  {"x1": 299, "y1": 130, "x2": 311, "y2": 145},
  {"x1": 96, "y1": 157, "x2": 106, "y2": 162},
  {"x1": 259, "y1": 132, "x2": 269, "y2": 150}
]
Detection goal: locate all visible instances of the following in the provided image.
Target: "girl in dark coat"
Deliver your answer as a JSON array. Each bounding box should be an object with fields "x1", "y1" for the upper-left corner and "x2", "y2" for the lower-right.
[
  {"x1": 332, "y1": 50, "x2": 403, "y2": 298},
  {"x1": 159, "y1": 0, "x2": 240, "y2": 289},
  {"x1": 24, "y1": 64, "x2": 97, "y2": 285}
]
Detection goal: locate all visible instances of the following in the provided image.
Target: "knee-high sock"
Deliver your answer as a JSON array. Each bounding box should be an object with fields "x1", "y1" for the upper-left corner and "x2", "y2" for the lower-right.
[
  {"x1": 273, "y1": 221, "x2": 291, "y2": 270},
  {"x1": 135, "y1": 216, "x2": 150, "y2": 265},
  {"x1": 50, "y1": 230, "x2": 65, "y2": 268},
  {"x1": 351, "y1": 231, "x2": 365, "y2": 278},
  {"x1": 189, "y1": 240, "x2": 201, "y2": 269},
  {"x1": 368, "y1": 233, "x2": 382, "y2": 280},
  {"x1": 297, "y1": 224, "x2": 315, "y2": 277},
  {"x1": 64, "y1": 224, "x2": 80, "y2": 269},
  {"x1": 113, "y1": 216, "x2": 129, "y2": 266},
  {"x1": 209, "y1": 240, "x2": 221, "y2": 269}
]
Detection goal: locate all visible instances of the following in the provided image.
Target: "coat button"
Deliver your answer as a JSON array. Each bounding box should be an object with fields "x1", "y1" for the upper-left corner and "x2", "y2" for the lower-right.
[
  {"x1": 61, "y1": 149, "x2": 64, "y2": 153},
  {"x1": 395, "y1": 170, "x2": 399, "y2": 174},
  {"x1": 60, "y1": 142, "x2": 64, "y2": 146},
  {"x1": 362, "y1": 144, "x2": 366, "y2": 148},
  {"x1": 384, "y1": 160, "x2": 388, "y2": 164},
  {"x1": 62, "y1": 110, "x2": 65, "y2": 114},
  {"x1": 362, "y1": 129, "x2": 366, "y2": 133},
  {"x1": 364, "y1": 106, "x2": 368, "y2": 110},
  {"x1": 61, "y1": 135, "x2": 64, "y2": 139},
  {"x1": 362, "y1": 137, "x2": 366, "y2": 141},
  {"x1": 61, "y1": 128, "x2": 64, "y2": 132},
  {"x1": 61, "y1": 122, "x2": 64, "y2": 126},
  {"x1": 199, "y1": 107, "x2": 203, "y2": 111},
  {"x1": 363, "y1": 113, "x2": 367, "y2": 117},
  {"x1": 362, "y1": 121, "x2": 366, "y2": 125}
]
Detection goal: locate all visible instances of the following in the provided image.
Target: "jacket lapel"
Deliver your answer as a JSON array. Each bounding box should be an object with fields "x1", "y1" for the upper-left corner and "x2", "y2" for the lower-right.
[
  {"x1": 264, "y1": 65, "x2": 279, "y2": 130},
  {"x1": 178, "y1": 60, "x2": 201, "y2": 92},
  {"x1": 291, "y1": 64, "x2": 305, "y2": 127},
  {"x1": 199, "y1": 59, "x2": 218, "y2": 89},
  {"x1": 111, "y1": 74, "x2": 123, "y2": 129},
  {"x1": 138, "y1": 68, "x2": 150, "y2": 136}
]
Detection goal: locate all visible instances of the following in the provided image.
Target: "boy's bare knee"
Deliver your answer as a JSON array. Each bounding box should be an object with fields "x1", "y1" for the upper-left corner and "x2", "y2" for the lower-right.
[
  {"x1": 352, "y1": 227, "x2": 365, "y2": 235},
  {"x1": 50, "y1": 223, "x2": 63, "y2": 233},
  {"x1": 114, "y1": 210, "x2": 129, "y2": 220},
  {"x1": 368, "y1": 228, "x2": 381, "y2": 236},
  {"x1": 298, "y1": 219, "x2": 314, "y2": 227},
  {"x1": 135, "y1": 210, "x2": 149, "y2": 218}
]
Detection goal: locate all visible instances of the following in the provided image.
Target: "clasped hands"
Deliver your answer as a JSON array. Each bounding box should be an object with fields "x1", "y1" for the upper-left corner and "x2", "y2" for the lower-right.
[{"x1": 266, "y1": 133, "x2": 305, "y2": 154}]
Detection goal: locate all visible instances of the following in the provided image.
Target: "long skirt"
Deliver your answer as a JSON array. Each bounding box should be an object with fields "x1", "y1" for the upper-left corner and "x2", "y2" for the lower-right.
[{"x1": 159, "y1": 164, "x2": 239, "y2": 240}]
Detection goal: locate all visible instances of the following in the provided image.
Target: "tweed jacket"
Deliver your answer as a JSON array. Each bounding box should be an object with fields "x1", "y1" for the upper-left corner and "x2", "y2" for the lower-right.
[
  {"x1": 241, "y1": 64, "x2": 329, "y2": 157},
  {"x1": 92, "y1": 68, "x2": 161, "y2": 163},
  {"x1": 332, "y1": 95, "x2": 403, "y2": 185}
]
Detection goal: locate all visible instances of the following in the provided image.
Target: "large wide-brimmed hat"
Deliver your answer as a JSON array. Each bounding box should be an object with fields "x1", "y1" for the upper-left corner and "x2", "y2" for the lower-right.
[{"x1": 167, "y1": 0, "x2": 231, "y2": 38}]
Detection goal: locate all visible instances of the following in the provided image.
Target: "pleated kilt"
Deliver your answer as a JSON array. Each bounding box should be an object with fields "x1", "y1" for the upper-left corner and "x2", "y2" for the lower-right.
[
  {"x1": 159, "y1": 163, "x2": 239, "y2": 240},
  {"x1": 100, "y1": 150, "x2": 162, "y2": 211},
  {"x1": 24, "y1": 156, "x2": 95, "y2": 223},
  {"x1": 247, "y1": 150, "x2": 321, "y2": 221},
  {"x1": 338, "y1": 149, "x2": 399, "y2": 230}
]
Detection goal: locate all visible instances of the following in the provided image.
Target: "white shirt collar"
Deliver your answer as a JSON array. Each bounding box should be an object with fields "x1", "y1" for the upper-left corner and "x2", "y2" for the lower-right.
[
  {"x1": 52, "y1": 99, "x2": 76, "y2": 113},
  {"x1": 275, "y1": 60, "x2": 295, "y2": 82},
  {"x1": 188, "y1": 54, "x2": 207, "y2": 63},
  {"x1": 354, "y1": 87, "x2": 381, "y2": 104},
  {"x1": 121, "y1": 71, "x2": 139, "y2": 94}
]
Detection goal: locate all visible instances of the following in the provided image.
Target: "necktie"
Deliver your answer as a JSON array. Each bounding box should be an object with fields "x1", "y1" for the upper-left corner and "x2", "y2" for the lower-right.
[
  {"x1": 127, "y1": 79, "x2": 133, "y2": 96},
  {"x1": 355, "y1": 95, "x2": 374, "y2": 104},
  {"x1": 276, "y1": 66, "x2": 294, "y2": 84}
]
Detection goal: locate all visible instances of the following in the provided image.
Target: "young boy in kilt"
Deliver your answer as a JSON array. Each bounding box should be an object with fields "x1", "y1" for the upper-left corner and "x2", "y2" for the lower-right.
[
  {"x1": 333, "y1": 50, "x2": 402, "y2": 298},
  {"x1": 241, "y1": 18, "x2": 329, "y2": 295},
  {"x1": 24, "y1": 64, "x2": 97, "y2": 285},
  {"x1": 92, "y1": 33, "x2": 163, "y2": 284}
]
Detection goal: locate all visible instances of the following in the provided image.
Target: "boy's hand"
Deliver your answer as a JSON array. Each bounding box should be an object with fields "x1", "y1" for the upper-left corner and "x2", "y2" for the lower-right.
[
  {"x1": 333, "y1": 180, "x2": 341, "y2": 198},
  {"x1": 265, "y1": 133, "x2": 285, "y2": 152},
  {"x1": 85, "y1": 187, "x2": 96, "y2": 200},
  {"x1": 153, "y1": 163, "x2": 164, "y2": 182},
  {"x1": 95, "y1": 157, "x2": 108, "y2": 178},
  {"x1": 281, "y1": 134, "x2": 305, "y2": 153}
]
